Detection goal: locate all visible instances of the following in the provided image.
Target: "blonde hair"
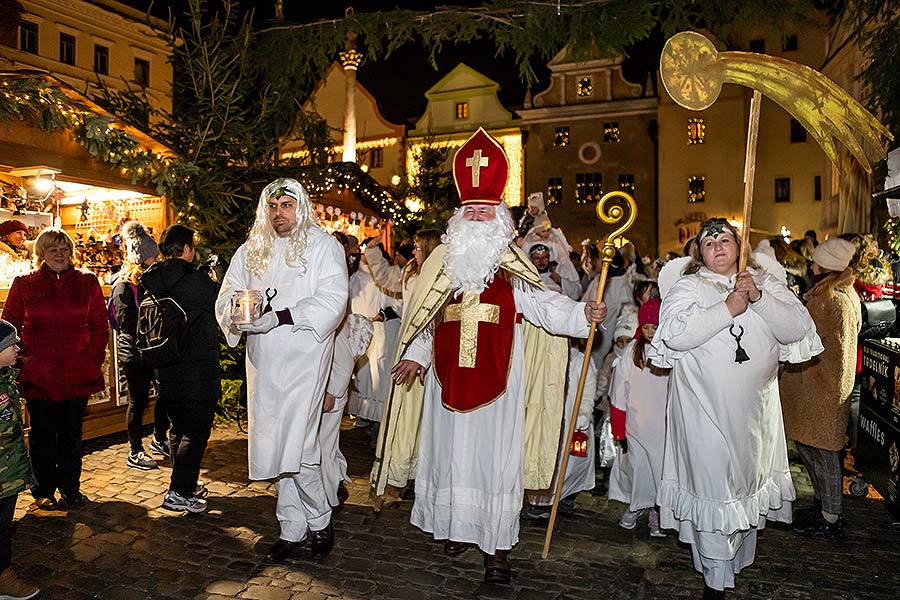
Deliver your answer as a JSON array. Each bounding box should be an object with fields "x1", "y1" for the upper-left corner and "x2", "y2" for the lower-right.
[
  {"x1": 246, "y1": 178, "x2": 315, "y2": 278},
  {"x1": 34, "y1": 227, "x2": 74, "y2": 268},
  {"x1": 403, "y1": 229, "x2": 442, "y2": 286}
]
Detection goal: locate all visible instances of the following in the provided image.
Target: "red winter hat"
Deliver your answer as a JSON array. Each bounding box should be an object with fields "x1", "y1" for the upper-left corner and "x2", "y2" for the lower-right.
[
  {"x1": 638, "y1": 297, "x2": 661, "y2": 328},
  {"x1": 0, "y1": 220, "x2": 27, "y2": 238},
  {"x1": 452, "y1": 128, "x2": 509, "y2": 205}
]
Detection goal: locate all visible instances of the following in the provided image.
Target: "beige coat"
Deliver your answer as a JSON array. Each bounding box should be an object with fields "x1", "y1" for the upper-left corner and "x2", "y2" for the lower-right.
[{"x1": 781, "y1": 269, "x2": 861, "y2": 451}]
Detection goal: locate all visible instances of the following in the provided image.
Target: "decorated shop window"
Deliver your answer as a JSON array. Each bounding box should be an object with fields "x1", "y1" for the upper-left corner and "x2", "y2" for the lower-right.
[
  {"x1": 546, "y1": 177, "x2": 563, "y2": 205},
  {"x1": 577, "y1": 76, "x2": 593, "y2": 97},
  {"x1": 688, "y1": 176, "x2": 706, "y2": 203},
  {"x1": 603, "y1": 122, "x2": 620, "y2": 143},
  {"x1": 554, "y1": 127, "x2": 570, "y2": 147},
  {"x1": 619, "y1": 174, "x2": 635, "y2": 194},
  {"x1": 687, "y1": 118, "x2": 705, "y2": 144},
  {"x1": 575, "y1": 172, "x2": 602, "y2": 204}
]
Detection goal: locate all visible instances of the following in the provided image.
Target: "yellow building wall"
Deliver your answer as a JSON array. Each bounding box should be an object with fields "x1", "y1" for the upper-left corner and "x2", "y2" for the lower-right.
[{"x1": 2, "y1": 0, "x2": 172, "y2": 119}]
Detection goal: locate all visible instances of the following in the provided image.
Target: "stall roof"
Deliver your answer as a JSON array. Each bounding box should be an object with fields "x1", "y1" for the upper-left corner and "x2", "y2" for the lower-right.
[{"x1": 1, "y1": 69, "x2": 173, "y2": 157}]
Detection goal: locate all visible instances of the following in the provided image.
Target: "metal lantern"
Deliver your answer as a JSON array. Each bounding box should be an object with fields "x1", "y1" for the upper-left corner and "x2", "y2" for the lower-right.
[{"x1": 570, "y1": 430, "x2": 589, "y2": 457}]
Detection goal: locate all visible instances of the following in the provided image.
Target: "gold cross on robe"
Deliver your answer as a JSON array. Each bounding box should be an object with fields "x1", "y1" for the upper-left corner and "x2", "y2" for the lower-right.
[{"x1": 444, "y1": 292, "x2": 500, "y2": 368}]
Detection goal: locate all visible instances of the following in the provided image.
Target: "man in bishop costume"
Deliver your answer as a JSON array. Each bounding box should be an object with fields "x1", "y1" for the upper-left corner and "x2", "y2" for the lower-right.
[
  {"x1": 375, "y1": 129, "x2": 608, "y2": 584},
  {"x1": 216, "y1": 178, "x2": 349, "y2": 563}
]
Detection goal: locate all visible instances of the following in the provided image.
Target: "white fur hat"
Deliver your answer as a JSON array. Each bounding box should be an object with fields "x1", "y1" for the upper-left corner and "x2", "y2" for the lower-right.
[{"x1": 813, "y1": 238, "x2": 855, "y2": 272}]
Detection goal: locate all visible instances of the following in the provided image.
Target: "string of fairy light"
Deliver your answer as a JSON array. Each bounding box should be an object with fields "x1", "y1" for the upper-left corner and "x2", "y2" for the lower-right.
[
  {"x1": 0, "y1": 76, "x2": 411, "y2": 226},
  {"x1": 0, "y1": 78, "x2": 184, "y2": 194}
]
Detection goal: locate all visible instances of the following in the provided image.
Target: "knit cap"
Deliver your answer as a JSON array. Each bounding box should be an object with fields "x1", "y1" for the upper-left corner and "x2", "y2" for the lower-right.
[
  {"x1": 122, "y1": 221, "x2": 159, "y2": 265},
  {"x1": 813, "y1": 238, "x2": 855, "y2": 273},
  {"x1": 638, "y1": 297, "x2": 661, "y2": 328},
  {"x1": 0, "y1": 219, "x2": 27, "y2": 238},
  {"x1": 0, "y1": 319, "x2": 19, "y2": 352},
  {"x1": 614, "y1": 307, "x2": 638, "y2": 339}
]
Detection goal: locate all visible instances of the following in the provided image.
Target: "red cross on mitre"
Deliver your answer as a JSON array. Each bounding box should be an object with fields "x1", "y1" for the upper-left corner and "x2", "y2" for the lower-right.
[{"x1": 452, "y1": 128, "x2": 509, "y2": 206}]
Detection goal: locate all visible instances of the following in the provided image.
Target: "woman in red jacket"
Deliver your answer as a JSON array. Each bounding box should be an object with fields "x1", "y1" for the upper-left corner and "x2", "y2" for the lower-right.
[{"x1": 1, "y1": 228, "x2": 108, "y2": 509}]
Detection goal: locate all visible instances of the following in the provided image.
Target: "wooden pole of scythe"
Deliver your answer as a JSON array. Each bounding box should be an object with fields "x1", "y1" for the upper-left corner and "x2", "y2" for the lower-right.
[
  {"x1": 542, "y1": 191, "x2": 636, "y2": 559},
  {"x1": 739, "y1": 90, "x2": 763, "y2": 271}
]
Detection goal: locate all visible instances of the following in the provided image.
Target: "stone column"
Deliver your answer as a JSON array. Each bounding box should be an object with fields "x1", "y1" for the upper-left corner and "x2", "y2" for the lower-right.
[{"x1": 339, "y1": 44, "x2": 363, "y2": 163}]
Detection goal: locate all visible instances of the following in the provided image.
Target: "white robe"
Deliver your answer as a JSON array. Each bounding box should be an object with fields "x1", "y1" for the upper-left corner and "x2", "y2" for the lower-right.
[
  {"x1": 649, "y1": 267, "x2": 821, "y2": 562},
  {"x1": 531, "y1": 347, "x2": 596, "y2": 505},
  {"x1": 216, "y1": 229, "x2": 348, "y2": 480},
  {"x1": 403, "y1": 284, "x2": 589, "y2": 553},
  {"x1": 348, "y1": 264, "x2": 402, "y2": 422},
  {"x1": 322, "y1": 314, "x2": 373, "y2": 506},
  {"x1": 583, "y1": 273, "x2": 634, "y2": 371},
  {"x1": 608, "y1": 341, "x2": 668, "y2": 511}
]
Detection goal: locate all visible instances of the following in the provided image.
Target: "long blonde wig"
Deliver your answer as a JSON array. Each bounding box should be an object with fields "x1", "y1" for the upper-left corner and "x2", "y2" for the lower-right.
[{"x1": 245, "y1": 178, "x2": 315, "y2": 278}]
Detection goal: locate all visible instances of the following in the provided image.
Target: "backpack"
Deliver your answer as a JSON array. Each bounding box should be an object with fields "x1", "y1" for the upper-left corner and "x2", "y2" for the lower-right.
[{"x1": 136, "y1": 291, "x2": 191, "y2": 368}]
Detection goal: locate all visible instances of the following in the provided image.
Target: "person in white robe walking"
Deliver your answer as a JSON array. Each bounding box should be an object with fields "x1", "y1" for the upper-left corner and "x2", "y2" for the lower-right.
[
  {"x1": 608, "y1": 297, "x2": 669, "y2": 537},
  {"x1": 215, "y1": 178, "x2": 348, "y2": 563},
  {"x1": 649, "y1": 218, "x2": 822, "y2": 599}
]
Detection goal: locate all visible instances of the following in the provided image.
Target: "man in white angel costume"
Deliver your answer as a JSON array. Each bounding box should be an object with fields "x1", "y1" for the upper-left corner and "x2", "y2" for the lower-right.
[
  {"x1": 216, "y1": 178, "x2": 349, "y2": 563},
  {"x1": 649, "y1": 217, "x2": 822, "y2": 599}
]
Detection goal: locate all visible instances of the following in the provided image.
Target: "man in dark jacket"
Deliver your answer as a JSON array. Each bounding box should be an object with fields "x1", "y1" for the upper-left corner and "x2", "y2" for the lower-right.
[{"x1": 141, "y1": 225, "x2": 220, "y2": 514}]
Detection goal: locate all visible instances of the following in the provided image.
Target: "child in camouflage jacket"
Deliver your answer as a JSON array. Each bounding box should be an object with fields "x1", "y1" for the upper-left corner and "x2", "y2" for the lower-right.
[{"x1": 0, "y1": 319, "x2": 39, "y2": 599}]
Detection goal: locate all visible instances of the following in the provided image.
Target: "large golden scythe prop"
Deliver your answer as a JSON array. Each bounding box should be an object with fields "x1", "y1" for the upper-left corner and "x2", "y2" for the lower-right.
[
  {"x1": 660, "y1": 31, "x2": 893, "y2": 270},
  {"x1": 542, "y1": 190, "x2": 637, "y2": 559}
]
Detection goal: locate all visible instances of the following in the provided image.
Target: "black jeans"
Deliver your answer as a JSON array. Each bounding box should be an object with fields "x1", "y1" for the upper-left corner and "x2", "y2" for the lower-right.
[
  {"x1": 25, "y1": 397, "x2": 88, "y2": 499},
  {"x1": 159, "y1": 378, "x2": 218, "y2": 498},
  {"x1": 0, "y1": 493, "x2": 16, "y2": 572},
  {"x1": 123, "y1": 363, "x2": 169, "y2": 453}
]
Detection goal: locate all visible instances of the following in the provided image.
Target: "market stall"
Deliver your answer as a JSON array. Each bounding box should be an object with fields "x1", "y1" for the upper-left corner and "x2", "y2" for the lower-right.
[{"x1": 0, "y1": 72, "x2": 171, "y2": 440}]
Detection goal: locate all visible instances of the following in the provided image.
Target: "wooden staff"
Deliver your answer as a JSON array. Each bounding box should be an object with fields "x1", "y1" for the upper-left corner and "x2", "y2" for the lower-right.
[
  {"x1": 542, "y1": 191, "x2": 636, "y2": 559},
  {"x1": 738, "y1": 90, "x2": 762, "y2": 272}
]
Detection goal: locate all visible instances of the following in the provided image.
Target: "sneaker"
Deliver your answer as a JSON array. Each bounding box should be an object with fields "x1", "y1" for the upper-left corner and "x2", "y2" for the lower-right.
[
  {"x1": 522, "y1": 504, "x2": 551, "y2": 520},
  {"x1": 127, "y1": 450, "x2": 158, "y2": 470},
  {"x1": 618, "y1": 509, "x2": 642, "y2": 530},
  {"x1": 161, "y1": 490, "x2": 208, "y2": 514},
  {"x1": 0, "y1": 567, "x2": 40, "y2": 599},
  {"x1": 150, "y1": 436, "x2": 170, "y2": 457},
  {"x1": 194, "y1": 481, "x2": 208, "y2": 499}
]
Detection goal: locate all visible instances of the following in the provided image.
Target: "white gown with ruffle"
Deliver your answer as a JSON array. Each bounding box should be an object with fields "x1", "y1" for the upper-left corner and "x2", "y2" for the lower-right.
[{"x1": 649, "y1": 266, "x2": 822, "y2": 562}]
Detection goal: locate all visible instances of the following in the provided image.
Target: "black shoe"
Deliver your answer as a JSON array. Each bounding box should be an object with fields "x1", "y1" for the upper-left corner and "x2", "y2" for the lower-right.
[
  {"x1": 483, "y1": 550, "x2": 512, "y2": 584},
  {"x1": 794, "y1": 514, "x2": 846, "y2": 542},
  {"x1": 702, "y1": 584, "x2": 726, "y2": 599},
  {"x1": 309, "y1": 522, "x2": 334, "y2": 560},
  {"x1": 444, "y1": 540, "x2": 470, "y2": 557},
  {"x1": 59, "y1": 492, "x2": 87, "y2": 508},
  {"x1": 265, "y1": 538, "x2": 304, "y2": 562}
]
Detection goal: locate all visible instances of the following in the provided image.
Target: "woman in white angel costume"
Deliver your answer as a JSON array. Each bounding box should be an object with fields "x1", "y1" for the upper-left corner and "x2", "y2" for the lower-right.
[{"x1": 649, "y1": 218, "x2": 822, "y2": 599}]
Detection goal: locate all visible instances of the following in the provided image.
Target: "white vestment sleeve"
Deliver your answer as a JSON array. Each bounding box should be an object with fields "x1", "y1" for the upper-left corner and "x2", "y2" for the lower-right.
[
  {"x1": 610, "y1": 354, "x2": 631, "y2": 412},
  {"x1": 576, "y1": 357, "x2": 598, "y2": 430},
  {"x1": 288, "y1": 239, "x2": 349, "y2": 341},
  {"x1": 751, "y1": 272, "x2": 816, "y2": 344},
  {"x1": 561, "y1": 276, "x2": 582, "y2": 301},
  {"x1": 650, "y1": 277, "x2": 733, "y2": 367},
  {"x1": 515, "y1": 285, "x2": 590, "y2": 338},
  {"x1": 215, "y1": 245, "x2": 250, "y2": 348},
  {"x1": 401, "y1": 324, "x2": 434, "y2": 369},
  {"x1": 326, "y1": 324, "x2": 355, "y2": 401},
  {"x1": 364, "y1": 246, "x2": 403, "y2": 295}
]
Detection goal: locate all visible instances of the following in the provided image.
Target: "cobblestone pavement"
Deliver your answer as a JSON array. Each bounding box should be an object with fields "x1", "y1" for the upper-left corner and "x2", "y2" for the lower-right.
[{"x1": 10, "y1": 420, "x2": 900, "y2": 600}]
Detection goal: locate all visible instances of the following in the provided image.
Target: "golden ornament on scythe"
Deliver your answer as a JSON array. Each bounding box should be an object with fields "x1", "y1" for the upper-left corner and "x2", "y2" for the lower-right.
[{"x1": 660, "y1": 31, "x2": 893, "y2": 269}]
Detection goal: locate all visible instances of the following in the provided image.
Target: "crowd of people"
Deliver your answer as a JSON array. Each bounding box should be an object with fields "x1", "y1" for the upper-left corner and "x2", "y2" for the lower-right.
[{"x1": 0, "y1": 128, "x2": 897, "y2": 600}]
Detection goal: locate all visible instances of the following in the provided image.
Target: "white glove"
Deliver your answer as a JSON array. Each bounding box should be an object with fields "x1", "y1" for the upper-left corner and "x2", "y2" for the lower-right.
[
  {"x1": 237, "y1": 311, "x2": 279, "y2": 334},
  {"x1": 575, "y1": 415, "x2": 590, "y2": 431}
]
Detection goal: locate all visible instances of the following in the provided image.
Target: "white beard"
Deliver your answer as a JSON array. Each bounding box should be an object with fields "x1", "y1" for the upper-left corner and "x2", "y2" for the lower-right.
[{"x1": 443, "y1": 205, "x2": 515, "y2": 296}]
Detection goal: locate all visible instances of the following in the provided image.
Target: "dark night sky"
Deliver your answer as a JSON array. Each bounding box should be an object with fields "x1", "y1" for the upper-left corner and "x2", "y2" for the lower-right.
[{"x1": 129, "y1": 1, "x2": 656, "y2": 125}]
